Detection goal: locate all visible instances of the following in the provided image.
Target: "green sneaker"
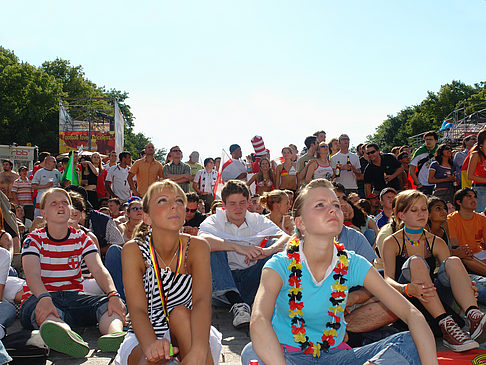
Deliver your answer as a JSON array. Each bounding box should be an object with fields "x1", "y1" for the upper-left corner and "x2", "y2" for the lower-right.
[
  {"x1": 97, "y1": 331, "x2": 127, "y2": 352},
  {"x1": 40, "y1": 320, "x2": 89, "y2": 358}
]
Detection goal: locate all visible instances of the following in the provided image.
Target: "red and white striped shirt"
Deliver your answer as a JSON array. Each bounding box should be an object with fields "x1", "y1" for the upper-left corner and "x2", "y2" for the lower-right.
[
  {"x1": 11, "y1": 177, "x2": 33, "y2": 206},
  {"x1": 21, "y1": 226, "x2": 98, "y2": 303}
]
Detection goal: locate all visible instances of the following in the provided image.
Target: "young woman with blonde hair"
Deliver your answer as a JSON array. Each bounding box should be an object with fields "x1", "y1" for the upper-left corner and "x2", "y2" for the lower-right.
[
  {"x1": 242, "y1": 179, "x2": 437, "y2": 365},
  {"x1": 382, "y1": 189, "x2": 486, "y2": 352}
]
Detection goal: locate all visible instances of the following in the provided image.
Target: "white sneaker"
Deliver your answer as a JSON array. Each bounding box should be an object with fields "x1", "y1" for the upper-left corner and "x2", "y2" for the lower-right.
[{"x1": 230, "y1": 303, "x2": 251, "y2": 328}]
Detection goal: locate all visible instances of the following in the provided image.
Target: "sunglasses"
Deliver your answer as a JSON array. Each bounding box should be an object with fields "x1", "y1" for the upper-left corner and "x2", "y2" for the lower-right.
[
  {"x1": 171, "y1": 149, "x2": 182, "y2": 153},
  {"x1": 186, "y1": 208, "x2": 197, "y2": 213},
  {"x1": 130, "y1": 207, "x2": 143, "y2": 211},
  {"x1": 367, "y1": 150, "x2": 377, "y2": 155},
  {"x1": 319, "y1": 145, "x2": 329, "y2": 149}
]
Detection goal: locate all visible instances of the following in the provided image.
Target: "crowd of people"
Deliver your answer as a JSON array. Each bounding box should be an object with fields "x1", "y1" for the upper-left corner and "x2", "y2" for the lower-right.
[{"x1": 1, "y1": 128, "x2": 486, "y2": 364}]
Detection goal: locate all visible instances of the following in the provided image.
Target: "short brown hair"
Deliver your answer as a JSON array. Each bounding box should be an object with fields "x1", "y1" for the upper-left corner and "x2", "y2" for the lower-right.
[{"x1": 221, "y1": 180, "x2": 250, "y2": 203}]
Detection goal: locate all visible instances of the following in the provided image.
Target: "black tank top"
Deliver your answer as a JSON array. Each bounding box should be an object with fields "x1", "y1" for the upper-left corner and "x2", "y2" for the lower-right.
[{"x1": 393, "y1": 231, "x2": 436, "y2": 281}]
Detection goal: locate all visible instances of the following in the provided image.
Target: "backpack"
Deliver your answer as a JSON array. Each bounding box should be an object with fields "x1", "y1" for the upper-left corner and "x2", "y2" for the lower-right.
[{"x1": 3, "y1": 330, "x2": 49, "y2": 364}]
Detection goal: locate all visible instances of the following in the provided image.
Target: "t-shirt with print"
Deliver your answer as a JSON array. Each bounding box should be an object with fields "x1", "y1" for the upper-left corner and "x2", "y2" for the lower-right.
[
  {"x1": 21, "y1": 226, "x2": 98, "y2": 303},
  {"x1": 265, "y1": 248, "x2": 371, "y2": 349},
  {"x1": 331, "y1": 152, "x2": 360, "y2": 189},
  {"x1": 429, "y1": 161, "x2": 453, "y2": 189},
  {"x1": 31, "y1": 168, "x2": 61, "y2": 207},
  {"x1": 447, "y1": 211, "x2": 486, "y2": 253}
]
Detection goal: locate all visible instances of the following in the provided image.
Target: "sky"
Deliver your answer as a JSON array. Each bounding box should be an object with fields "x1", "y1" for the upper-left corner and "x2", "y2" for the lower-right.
[{"x1": 2, "y1": 0, "x2": 486, "y2": 162}]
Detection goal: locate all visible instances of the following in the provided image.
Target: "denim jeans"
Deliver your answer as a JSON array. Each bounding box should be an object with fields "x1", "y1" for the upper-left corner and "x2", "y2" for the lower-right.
[
  {"x1": 0, "y1": 340, "x2": 12, "y2": 364},
  {"x1": 473, "y1": 184, "x2": 486, "y2": 213},
  {"x1": 241, "y1": 331, "x2": 420, "y2": 365},
  {"x1": 105, "y1": 244, "x2": 126, "y2": 301},
  {"x1": 211, "y1": 249, "x2": 272, "y2": 306},
  {"x1": 20, "y1": 291, "x2": 109, "y2": 330},
  {"x1": 0, "y1": 301, "x2": 16, "y2": 329},
  {"x1": 470, "y1": 274, "x2": 486, "y2": 305}
]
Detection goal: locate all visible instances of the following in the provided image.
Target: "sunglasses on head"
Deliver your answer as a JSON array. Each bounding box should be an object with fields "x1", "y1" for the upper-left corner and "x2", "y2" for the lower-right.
[
  {"x1": 367, "y1": 150, "x2": 377, "y2": 155},
  {"x1": 186, "y1": 208, "x2": 197, "y2": 213}
]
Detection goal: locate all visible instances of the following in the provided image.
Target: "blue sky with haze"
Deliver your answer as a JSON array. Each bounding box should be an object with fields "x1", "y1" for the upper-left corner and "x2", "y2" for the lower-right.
[{"x1": 2, "y1": 0, "x2": 485, "y2": 160}]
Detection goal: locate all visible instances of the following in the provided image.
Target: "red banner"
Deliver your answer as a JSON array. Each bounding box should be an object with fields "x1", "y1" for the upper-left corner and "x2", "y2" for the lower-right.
[{"x1": 59, "y1": 131, "x2": 115, "y2": 155}]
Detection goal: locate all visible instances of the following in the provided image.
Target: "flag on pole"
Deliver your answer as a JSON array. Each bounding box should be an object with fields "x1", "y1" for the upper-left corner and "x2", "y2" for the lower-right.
[
  {"x1": 213, "y1": 149, "x2": 231, "y2": 199},
  {"x1": 61, "y1": 151, "x2": 80, "y2": 186}
]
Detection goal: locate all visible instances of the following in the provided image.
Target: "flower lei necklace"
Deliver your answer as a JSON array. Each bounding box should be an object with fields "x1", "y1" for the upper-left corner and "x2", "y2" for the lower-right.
[{"x1": 287, "y1": 237, "x2": 349, "y2": 357}]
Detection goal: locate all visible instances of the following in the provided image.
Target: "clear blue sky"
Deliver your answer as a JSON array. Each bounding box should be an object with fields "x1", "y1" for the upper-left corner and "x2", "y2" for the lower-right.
[{"x1": 2, "y1": 0, "x2": 485, "y2": 161}]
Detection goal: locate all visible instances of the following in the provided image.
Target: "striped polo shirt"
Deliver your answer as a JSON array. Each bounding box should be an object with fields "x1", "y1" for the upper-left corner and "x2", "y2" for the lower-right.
[{"x1": 12, "y1": 177, "x2": 33, "y2": 206}]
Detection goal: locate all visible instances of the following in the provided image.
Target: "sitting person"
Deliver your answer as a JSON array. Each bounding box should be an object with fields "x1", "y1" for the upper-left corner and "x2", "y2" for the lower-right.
[
  {"x1": 447, "y1": 187, "x2": 486, "y2": 276},
  {"x1": 117, "y1": 180, "x2": 218, "y2": 364},
  {"x1": 20, "y1": 188, "x2": 126, "y2": 358},
  {"x1": 118, "y1": 199, "x2": 143, "y2": 243},
  {"x1": 183, "y1": 192, "x2": 207, "y2": 236},
  {"x1": 198, "y1": 180, "x2": 289, "y2": 328},
  {"x1": 382, "y1": 189, "x2": 486, "y2": 352},
  {"x1": 260, "y1": 190, "x2": 294, "y2": 235},
  {"x1": 241, "y1": 179, "x2": 436, "y2": 365},
  {"x1": 344, "y1": 196, "x2": 379, "y2": 246},
  {"x1": 0, "y1": 210, "x2": 15, "y2": 340}
]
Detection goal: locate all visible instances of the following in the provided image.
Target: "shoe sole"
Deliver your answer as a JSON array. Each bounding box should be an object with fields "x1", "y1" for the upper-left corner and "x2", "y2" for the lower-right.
[
  {"x1": 471, "y1": 315, "x2": 486, "y2": 344},
  {"x1": 443, "y1": 339, "x2": 479, "y2": 352},
  {"x1": 98, "y1": 332, "x2": 127, "y2": 352},
  {"x1": 40, "y1": 322, "x2": 89, "y2": 358}
]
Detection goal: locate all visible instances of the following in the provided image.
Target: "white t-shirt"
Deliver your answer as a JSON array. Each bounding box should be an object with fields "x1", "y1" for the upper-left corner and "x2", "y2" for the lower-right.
[
  {"x1": 194, "y1": 169, "x2": 218, "y2": 194},
  {"x1": 105, "y1": 164, "x2": 131, "y2": 202},
  {"x1": 32, "y1": 168, "x2": 61, "y2": 204},
  {"x1": 330, "y1": 152, "x2": 360, "y2": 189},
  {"x1": 221, "y1": 160, "x2": 246, "y2": 182}
]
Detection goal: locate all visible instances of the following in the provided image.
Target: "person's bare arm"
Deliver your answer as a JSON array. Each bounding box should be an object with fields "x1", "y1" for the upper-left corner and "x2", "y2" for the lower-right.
[
  {"x1": 185, "y1": 237, "x2": 212, "y2": 361},
  {"x1": 305, "y1": 161, "x2": 317, "y2": 183},
  {"x1": 365, "y1": 183, "x2": 372, "y2": 198},
  {"x1": 127, "y1": 172, "x2": 140, "y2": 196},
  {"x1": 199, "y1": 233, "x2": 263, "y2": 262},
  {"x1": 105, "y1": 181, "x2": 116, "y2": 198},
  {"x1": 385, "y1": 166, "x2": 403, "y2": 183},
  {"x1": 250, "y1": 268, "x2": 287, "y2": 364}
]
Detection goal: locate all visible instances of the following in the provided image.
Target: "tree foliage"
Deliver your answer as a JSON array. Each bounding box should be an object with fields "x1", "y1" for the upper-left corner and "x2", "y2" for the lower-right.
[
  {"x1": 367, "y1": 80, "x2": 485, "y2": 151},
  {"x1": 0, "y1": 46, "x2": 162, "y2": 159}
]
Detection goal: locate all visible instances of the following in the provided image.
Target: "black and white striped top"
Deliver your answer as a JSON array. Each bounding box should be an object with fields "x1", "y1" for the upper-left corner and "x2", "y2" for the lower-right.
[{"x1": 128, "y1": 235, "x2": 193, "y2": 338}]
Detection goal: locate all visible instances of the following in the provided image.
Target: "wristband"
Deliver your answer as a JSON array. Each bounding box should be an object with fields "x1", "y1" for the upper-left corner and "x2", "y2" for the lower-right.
[
  {"x1": 37, "y1": 292, "x2": 52, "y2": 301},
  {"x1": 404, "y1": 284, "x2": 413, "y2": 298},
  {"x1": 107, "y1": 292, "x2": 120, "y2": 300}
]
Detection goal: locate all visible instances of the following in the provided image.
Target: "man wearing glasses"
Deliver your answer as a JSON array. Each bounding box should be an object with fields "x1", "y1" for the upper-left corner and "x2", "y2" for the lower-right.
[
  {"x1": 363, "y1": 143, "x2": 403, "y2": 198},
  {"x1": 183, "y1": 192, "x2": 207, "y2": 235},
  {"x1": 162, "y1": 146, "x2": 193, "y2": 193},
  {"x1": 409, "y1": 131, "x2": 439, "y2": 195},
  {"x1": 128, "y1": 142, "x2": 163, "y2": 197}
]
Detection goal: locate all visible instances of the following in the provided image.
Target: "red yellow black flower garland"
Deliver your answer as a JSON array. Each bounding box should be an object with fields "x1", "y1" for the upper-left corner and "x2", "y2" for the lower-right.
[{"x1": 287, "y1": 237, "x2": 349, "y2": 357}]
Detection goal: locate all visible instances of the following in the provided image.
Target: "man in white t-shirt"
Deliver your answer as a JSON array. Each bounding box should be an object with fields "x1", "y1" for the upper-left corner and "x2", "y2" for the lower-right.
[
  {"x1": 221, "y1": 144, "x2": 247, "y2": 183},
  {"x1": 330, "y1": 134, "x2": 362, "y2": 194},
  {"x1": 198, "y1": 180, "x2": 289, "y2": 328},
  {"x1": 31, "y1": 156, "x2": 61, "y2": 217},
  {"x1": 105, "y1": 152, "x2": 132, "y2": 203}
]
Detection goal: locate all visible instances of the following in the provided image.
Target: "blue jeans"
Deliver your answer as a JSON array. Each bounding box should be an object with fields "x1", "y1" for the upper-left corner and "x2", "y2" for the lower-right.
[
  {"x1": 105, "y1": 245, "x2": 126, "y2": 301},
  {"x1": 0, "y1": 301, "x2": 16, "y2": 329},
  {"x1": 470, "y1": 274, "x2": 486, "y2": 305},
  {"x1": 473, "y1": 184, "x2": 486, "y2": 213},
  {"x1": 211, "y1": 248, "x2": 272, "y2": 306},
  {"x1": 20, "y1": 291, "x2": 109, "y2": 330},
  {"x1": 241, "y1": 331, "x2": 420, "y2": 365},
  {"x1": 0, "y1": 340, "x2": 12, "y2": 364}
]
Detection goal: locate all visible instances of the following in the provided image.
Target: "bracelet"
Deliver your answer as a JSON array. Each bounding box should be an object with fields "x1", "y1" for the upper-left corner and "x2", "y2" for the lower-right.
[
  {"x1": 37, "y1": 292, "x2": 52, "y2": 301},
  {"x1": 404, "y1": 284, "x2": 413, "y2": 298},
  {"x1": 106, "y1": 290, "x2": 118, "y2": 296},
  {"x1": 107, "y1": 292, "x2": 120, "y2": 300}
]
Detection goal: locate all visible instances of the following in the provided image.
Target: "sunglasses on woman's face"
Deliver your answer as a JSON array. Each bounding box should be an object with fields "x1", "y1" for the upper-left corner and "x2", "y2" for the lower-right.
[{"x1": 131, "y1": 207, "x2": 143, "y2": 211}]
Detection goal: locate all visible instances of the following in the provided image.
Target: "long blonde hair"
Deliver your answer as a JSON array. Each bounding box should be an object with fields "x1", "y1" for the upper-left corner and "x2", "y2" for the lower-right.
[
  {"x1": 391, "y1": 189, "x2": 427, "y2": 230},
  {"x1": 133, "y1": 181, "x2": 187, "y2": 239}
]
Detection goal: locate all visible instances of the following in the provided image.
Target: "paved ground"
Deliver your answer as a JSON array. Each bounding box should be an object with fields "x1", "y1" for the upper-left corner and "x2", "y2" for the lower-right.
[
  {"x1": 7, "y1": 305, "x2": 486, "y2": 364},
  {"x1": 8, "y1": 306, "x2": 248, "y2": 365}
]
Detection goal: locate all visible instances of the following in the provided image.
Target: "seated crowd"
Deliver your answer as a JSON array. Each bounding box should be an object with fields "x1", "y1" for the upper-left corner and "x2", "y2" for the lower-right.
[{"x1": 0, "y1": 129, "x2": 486, "y2": 364}]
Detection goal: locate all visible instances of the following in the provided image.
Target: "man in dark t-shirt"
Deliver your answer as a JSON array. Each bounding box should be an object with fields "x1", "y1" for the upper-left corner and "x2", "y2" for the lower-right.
[{"x1": 364, "y1": 143, "x2": 403, "y2": 197}]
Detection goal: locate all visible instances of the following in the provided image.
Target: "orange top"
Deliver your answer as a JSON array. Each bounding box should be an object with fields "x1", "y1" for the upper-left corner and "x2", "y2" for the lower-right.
[
  {"x1": 129, "y1": 157, "x2": 163, "y2": 196},
  {"x1": 447, "y1": 211, "x2": 486, "y2": 253}
]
